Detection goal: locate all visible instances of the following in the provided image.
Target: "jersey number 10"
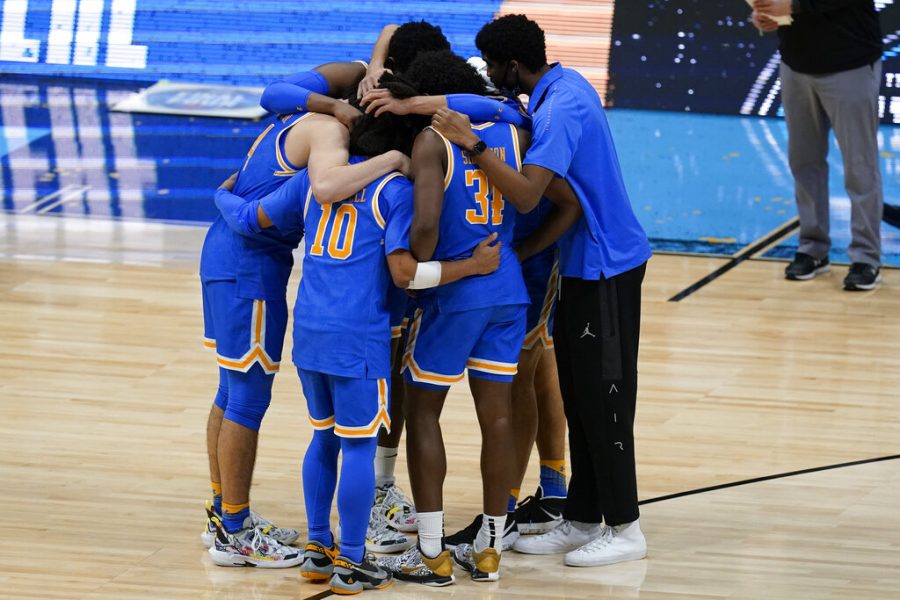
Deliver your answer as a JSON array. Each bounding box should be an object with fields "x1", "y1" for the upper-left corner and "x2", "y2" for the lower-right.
[
  {"x1": 465, "y1": 169, "x2": 505, "y2": 226},
  {"x1": 309, "y1": 203, "x2": 357, "y2": 260}
]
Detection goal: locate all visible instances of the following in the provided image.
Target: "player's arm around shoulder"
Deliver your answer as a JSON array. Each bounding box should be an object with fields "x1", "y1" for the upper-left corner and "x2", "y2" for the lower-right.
[
  {"x1": 383, "y1": 173, "x2": 501, "y2": 289},
  {"x1": 303, "y1": 116, "x2": 409, "y2": 205}
]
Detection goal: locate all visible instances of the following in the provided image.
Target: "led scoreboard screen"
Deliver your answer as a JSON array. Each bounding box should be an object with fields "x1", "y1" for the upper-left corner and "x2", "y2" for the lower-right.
[{"x1": 606, "y1": 0, "x2": 900, "y2": 123}]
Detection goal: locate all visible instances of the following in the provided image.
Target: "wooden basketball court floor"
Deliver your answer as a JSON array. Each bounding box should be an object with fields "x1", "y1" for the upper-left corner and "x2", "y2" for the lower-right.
[{"x1": 1, "y1": 214, "x2": 898, "y2": 599}]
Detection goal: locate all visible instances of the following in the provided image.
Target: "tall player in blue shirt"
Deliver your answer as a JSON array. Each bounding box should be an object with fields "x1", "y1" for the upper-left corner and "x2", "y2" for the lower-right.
[
  {"x1": 434, "y1": 14, "x2": 652, "y2": 569},
  {"x1": 200, "y1": 86, "x2": 408, "y2": 568}
]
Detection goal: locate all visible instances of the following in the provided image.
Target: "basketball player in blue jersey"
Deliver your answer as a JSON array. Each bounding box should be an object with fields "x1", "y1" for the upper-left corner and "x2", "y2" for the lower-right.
[
  {"x1": 200, "y1": 93, "x2": 409, "y2": 567},
  {"x1": 443, "y1": 197, "x2": 573, "y2": 551},
  {"x1": 265, "y1": 43, "x2": 538, "y2": 549},
  {"x1": 258, "y1": 22, "x2": 456, "y2": 541},
  {"x1": 435, "y1": 14, "x2": 652, "y2": 568},
  {"x1": 364, "y1": 63, "x2": 578, "y2": 545},
  {"x1": 372, "y1": 56, "x2": 578, "y2": 552},
  {"x1": 377, "y1": 60, "x2": 581, "y2": 584},
  {"x1": 214, "y1": 85, "x2": 502, "y2": 593}
]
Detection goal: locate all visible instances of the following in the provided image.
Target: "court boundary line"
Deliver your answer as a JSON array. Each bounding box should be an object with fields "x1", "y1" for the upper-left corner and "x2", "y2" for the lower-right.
[
  {"x1": 668, "y1": 217, "x2": 799, "y2": 302},
  {"x1": 639, "y1": 453, "x2": 900, "y2": 505},
  {"x1": 300, "y1": 453, "x2": 898, "y2": 599}
]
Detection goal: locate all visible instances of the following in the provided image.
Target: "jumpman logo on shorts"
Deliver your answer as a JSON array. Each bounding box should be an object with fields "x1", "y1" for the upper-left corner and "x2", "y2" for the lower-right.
[{"x1": 580, "y1": 322, "x2": 596, "y2": 338}]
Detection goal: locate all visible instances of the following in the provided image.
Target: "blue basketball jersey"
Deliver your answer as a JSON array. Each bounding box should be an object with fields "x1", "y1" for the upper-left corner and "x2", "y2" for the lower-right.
[
  {"x1": 513, "y1": 197, "x2": 553, "y2": 246},
  {"x1": 260, "y1": 158, "x2": 414, "y2": 380},
  {"x1": 423, "y1": 123, "x2": 528, "y2": 313},
  {"x1": 199, "y1": 112, "x2": 313, "y2": 300}
]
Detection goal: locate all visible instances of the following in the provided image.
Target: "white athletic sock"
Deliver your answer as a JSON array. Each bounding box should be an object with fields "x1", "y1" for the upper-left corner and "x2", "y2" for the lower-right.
[
  {"x1": 474, "y1": 513, "x2": 506, "y2": 553},
  {"x1": 417, "y1": 510, "x2": 444, "y2": 558},
  {"x1": 374, "y1": 445, "x2": 398, "y2": 488}
]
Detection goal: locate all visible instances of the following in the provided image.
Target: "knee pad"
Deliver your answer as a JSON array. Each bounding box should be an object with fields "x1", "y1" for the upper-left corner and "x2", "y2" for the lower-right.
[{"x1": 222, "y1": 364, "x2": 274, "y2": 431}]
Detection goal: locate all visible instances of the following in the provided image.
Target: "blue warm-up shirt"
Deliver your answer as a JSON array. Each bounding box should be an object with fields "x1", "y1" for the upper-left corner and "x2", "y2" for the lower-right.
[{"x1": 524, "y1": 63, "x2": 651, "y2": 279}]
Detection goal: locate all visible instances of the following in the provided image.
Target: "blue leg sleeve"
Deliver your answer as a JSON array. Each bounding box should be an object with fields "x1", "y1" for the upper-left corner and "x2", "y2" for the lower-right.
[
  {"x1": 336, "y1": 436, "x2": 378, "y2": 562},
  {"x1": 222, "y1": 364, "x2": 274, "y2": 431},
  {"x1": 303, "y1": 429, "x2": 341, "y2": 546}
]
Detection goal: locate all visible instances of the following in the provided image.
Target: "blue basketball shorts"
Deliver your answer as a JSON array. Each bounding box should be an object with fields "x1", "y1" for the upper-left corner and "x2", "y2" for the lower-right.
[
  {"x1": 522, "y1": 250, "x2": 559, "y2": 350},
  {"x1": 402, "y1": 303, "x2": 527, "y2": 389},
  {"x1": 298, "y1": 368, "x2": 391, "y2": 438},
  {"x1": 388, "y1": 288, "x2": 413, "y2": 340},
  {"x1": 201, "y1": 279, "x2": 287, "y2": 374}
]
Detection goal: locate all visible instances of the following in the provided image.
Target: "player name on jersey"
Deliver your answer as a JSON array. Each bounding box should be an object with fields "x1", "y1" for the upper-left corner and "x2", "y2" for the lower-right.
[{"x1": 461, "y1": 146, "x2": 507, "y2": 165}]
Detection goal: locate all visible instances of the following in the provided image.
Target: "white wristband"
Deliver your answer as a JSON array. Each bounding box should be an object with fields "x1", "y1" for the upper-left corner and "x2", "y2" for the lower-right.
[{"x1": 409, "y1": 261, "x2": 442, "y2": 289}]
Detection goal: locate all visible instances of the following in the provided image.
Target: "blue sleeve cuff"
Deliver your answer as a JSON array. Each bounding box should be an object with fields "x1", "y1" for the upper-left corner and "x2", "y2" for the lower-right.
[
  {"x1": 447, "y1": 94, "x2": 529, "y2": 128},
  {"x1": 260, "y1": 69, "x2": 328, "y2": 113},
  {"x1": 214, "y1": 188, "x2": 264, "y2": 237},
  {"x1": 260, "y1": 82, "x2": 314, "y2": 114},
  {"x1": 282, "y1": 70, "x2": 329, "y2": 94}
]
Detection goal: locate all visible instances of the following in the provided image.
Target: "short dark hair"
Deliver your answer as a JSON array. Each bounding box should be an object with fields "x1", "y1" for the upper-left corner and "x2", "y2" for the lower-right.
[
  {"x1": 404, "y1": 50, "x2": 487, "y2": 96},
  {"x1": 475, "y1": 14, "x2": 547, "y2": 72},
  {"x1": 348, "y1": 73, "x2": 429, "y2": 157},
  {"x1": 387, "y1": 21, "x2": 451, "y2": 74},
  {"x1": 348, "y1": 52, "x2": 488, "y2": 157}
]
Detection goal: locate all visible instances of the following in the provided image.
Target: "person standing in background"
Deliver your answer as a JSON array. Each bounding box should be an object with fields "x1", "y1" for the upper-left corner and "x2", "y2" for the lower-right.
[{"x1": 753, "y1": 0, "x2": 884, "y2": 290}]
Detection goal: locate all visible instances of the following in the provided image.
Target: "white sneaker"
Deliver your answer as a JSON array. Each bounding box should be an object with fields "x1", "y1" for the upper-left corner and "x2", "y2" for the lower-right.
[
  {"x1": 250, "y1": 510, "x2": 300, "y2": 546},
  {"x1": 512, "y1": 519, "x2": 604, "y2": 555},
  {"x1": 201, "y1": 501, "x2": 299, "y2": 548},
  {"x1": 368, "y1": 504, "x2": 414, "y2": 553},
  {"x1": 208, "y1": 516, "x2": 304, "y2": 568},
  {"x1": 377, "y1": 483, "x2": 417, "y2": 532},
  {"x1": 564, "y1": 519, "x2": 647, "y2": 567},
  {"x1": 336, "y1": 504, "x2": 414, "y2": 554}
]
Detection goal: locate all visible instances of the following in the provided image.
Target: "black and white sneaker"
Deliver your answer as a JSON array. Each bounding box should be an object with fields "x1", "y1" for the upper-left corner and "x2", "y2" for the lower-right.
[
  {"x1": 329, "y1": 554, "x2": 393, "y2": 595},
  {"x1": 300, "y1": 539, "x2": 338, "y2": 582},
  {"x1": 513, "y1": 488, "x2": 565, "y2": 535},
  {"x1": 444, "y1": 514, "x2": 518, "y2": 550},
  {"x1": 785, "y1": 252, "x2": 830, "y2": 281},
  {"x1": 376, "y1": 543, "x2": 455, "y2": 587},
  {"x1": 452, "y1": 543, "x2": 501, "y2": 582},
  {"x1": 843, "y1": 263, "x2": 881, "y2": 291}
]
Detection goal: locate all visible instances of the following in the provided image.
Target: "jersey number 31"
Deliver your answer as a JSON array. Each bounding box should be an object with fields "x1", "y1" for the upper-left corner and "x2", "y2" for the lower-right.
[{"x1": 465, "y1": 169, "x2": 504, "y2": 226}]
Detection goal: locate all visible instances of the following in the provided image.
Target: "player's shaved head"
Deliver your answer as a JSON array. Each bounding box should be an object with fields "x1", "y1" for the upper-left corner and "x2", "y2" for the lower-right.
[{"x1": 387, "y1": 20, "x2": 451, "y2": 74}]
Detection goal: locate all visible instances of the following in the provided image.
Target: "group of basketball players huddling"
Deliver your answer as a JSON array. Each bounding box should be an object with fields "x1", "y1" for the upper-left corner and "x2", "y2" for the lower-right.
[{"x1": 199, "y1": 14, "x2": 651, "y2": 595}]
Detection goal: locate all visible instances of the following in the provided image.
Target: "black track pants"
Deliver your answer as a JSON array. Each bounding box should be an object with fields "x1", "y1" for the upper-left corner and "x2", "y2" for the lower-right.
[{"x1": 553, "y1": 262, "x2": 646, "y2": 526}]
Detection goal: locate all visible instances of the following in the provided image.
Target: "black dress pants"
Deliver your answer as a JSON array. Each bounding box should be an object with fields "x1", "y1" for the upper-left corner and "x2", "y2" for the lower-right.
[{"x1": 553, "y1": 262, "x2": 646, "y2": 526}]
